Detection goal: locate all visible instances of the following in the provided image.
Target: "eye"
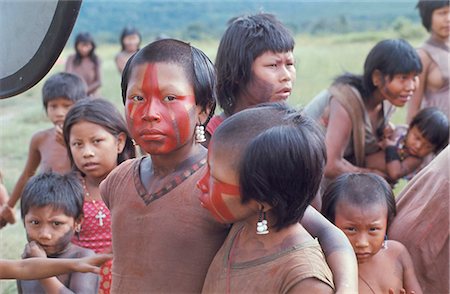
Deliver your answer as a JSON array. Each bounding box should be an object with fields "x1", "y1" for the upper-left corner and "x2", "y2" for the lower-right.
[
  {"x1": 30, "y1": 220, "x2": 39, "y2": 225},
  {"x1": 71, "y1": 141, "x2": 82, "y2": 147},
  {"x1": 163, "y1": 95, "x2": 176, "y2": 102},
  {"x1": 93, "y1": 138, "x2": 103, "y2": 144},
  {"x1": 53, "y1": 221, "x2": 63, "y2": 226},
  {"x1": 131, "y1": 95, "x2": 144, "y2": 102},
  {"x1": 345, "y1": 227, "x2": 356, "y2": 233}
]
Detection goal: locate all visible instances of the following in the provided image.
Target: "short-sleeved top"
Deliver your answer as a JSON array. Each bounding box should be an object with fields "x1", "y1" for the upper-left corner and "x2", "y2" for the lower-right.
[
  {"x1": 202, "y1": 223, "x2": 335, "y2": 293},
  {"x1": 100, "y1": 157, "x2": 229, "y2": 293},
  {"x1": 420, "y1": 38, "x2": 449, "y2": 119}
]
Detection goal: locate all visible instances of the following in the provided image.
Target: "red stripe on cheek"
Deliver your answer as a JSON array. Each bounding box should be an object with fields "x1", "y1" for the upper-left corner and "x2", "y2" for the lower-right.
[
  {"x1": 210, "y1": 193, "x2": 236, "y2": 222},
  {"x1": 169, "y1": 101, "x2": 195, "y2": 145}
]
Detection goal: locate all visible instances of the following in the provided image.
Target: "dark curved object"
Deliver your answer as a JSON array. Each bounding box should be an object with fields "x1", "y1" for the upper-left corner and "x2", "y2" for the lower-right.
[{"x1": 0, "y1": 0, "x2": 82, "y2": 99}]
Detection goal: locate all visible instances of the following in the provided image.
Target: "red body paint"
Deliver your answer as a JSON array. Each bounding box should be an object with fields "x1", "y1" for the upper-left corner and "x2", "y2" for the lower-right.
[
  {"x1": 197, "y1": 167, "x2": 241, "y2": 223},
  {"x1": 125, "y1": 63, "x2": 197, "y2": 155}
]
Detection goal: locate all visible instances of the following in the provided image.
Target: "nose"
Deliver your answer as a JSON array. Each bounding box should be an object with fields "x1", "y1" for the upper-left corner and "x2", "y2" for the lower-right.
[
  {"x1": 279, "y1": 65, "x2": 292, "y2": 82},
  {"x1": 354, "y1": 233, "x2": 369, "y2": 249},
  {"x1": 82, "y1": 145, "x2": 95, "y2": 158},
  {"x1": 38, "y1": 226, "x2": 52, "y2": 241},
  {"x1": 142, "y1": 99, "x2": 162, "y2": 122}
]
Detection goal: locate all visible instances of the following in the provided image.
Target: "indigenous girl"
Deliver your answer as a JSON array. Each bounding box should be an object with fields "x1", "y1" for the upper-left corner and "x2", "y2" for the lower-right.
[
  {"x1": 321, "y1": 173, "x2": 422, "y2": 294},
  {"x1": 115, "y1": 26, "x2": 142, "y2": 74},
  {"x1": 305, "y1": 39, "x2": 422, "y2": 180},
  {"x1": 63, "y1": 98, "x2": 135, "y2": 294},
  {"x1": 407, "y1": 0, "x2": 449, "y2": 122},
  {"x1": 65, "y1": 32, "x2": 102, "y2": 97}
]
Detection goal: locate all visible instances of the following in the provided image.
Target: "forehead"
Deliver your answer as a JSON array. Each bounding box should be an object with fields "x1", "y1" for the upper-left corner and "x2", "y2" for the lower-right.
[
  {"x1": 336, "y1": 201, "x2": 387, "y2": 222},
  {"x1": 127, "y1": 62, "x2": 192, "y2": 89},
  {"x1": 47, "y1": 97, "x2": 74, "y2": 105},
  {"x1": 25, "y1": 205, "x2": 69, "y2": 218},
  {"x1": 208, "y1": 140, "x2": 239, "y2": 185},
  {"x1": 69, "y1": 120, "x2": 109, "y2": 137}
]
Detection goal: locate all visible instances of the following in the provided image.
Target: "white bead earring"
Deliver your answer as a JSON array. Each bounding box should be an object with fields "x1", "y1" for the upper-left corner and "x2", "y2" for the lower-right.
[
  {"x1": 195, "y1": 124, "x2": 206, "y2": 143},
  {"x1": 256, "y1": 207, "x2": 269, "y2": 235}
]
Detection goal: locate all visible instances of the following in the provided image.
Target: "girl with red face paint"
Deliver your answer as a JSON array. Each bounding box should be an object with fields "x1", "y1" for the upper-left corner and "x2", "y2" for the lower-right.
[
  {"x1": 200, "y1": 104, "x2": 335, "y2": 293},
  {"x1": 63, "y1": 99, "x2": 136, "y2": 294},
  {"x1": 100, "y1": 39, "x2": 226, "y2": 293}
]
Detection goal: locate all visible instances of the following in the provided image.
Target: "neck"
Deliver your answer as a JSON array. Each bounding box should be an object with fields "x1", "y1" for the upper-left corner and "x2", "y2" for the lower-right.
[
  {"x1": 430, "y1": 32, "x2": 450, "y2": 48},
  {"x1": 84, "y1": 174, "x2": 106, "y2": 188},
  {"x1": 366, "y1": 90, "x2": 384, "y2": 111},
  {"x1": 150, "y1": 142, "x2": 206, "y2": 176}
]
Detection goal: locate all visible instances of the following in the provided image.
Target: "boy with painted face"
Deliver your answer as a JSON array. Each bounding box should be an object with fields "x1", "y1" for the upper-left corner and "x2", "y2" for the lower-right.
[
  {"x1": 18, "y1": 172, "x2": 99, "y2": 293},
  {"x1": 198, "y1": 103, "x2": 334, "y2": 293}
]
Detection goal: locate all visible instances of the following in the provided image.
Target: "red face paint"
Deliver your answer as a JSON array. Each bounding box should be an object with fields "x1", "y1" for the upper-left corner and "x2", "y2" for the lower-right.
[
  {"x1": 125, "y1": 63, "x2": 197, "y2": 155},
  {"x1": 197, "y1": 166, "x2": 241, "y2": 223}
]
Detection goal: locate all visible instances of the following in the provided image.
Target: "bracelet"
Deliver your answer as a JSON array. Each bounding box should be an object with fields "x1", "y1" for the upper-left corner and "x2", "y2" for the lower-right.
[{"x1": 385, "y1": 146, "x2": 401, "y2": 163}]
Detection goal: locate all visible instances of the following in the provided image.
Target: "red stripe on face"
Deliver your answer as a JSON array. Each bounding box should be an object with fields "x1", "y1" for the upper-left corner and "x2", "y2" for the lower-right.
[{"x1": 142, "y1": 63, "x2": 161, "y2": 99}]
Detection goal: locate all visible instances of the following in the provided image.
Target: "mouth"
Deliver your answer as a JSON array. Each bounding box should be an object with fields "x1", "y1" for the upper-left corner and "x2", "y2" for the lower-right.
[
  {"x1": 139, "y1": 129, "x2": 165, "y2": 140},
  {"x1": 275, "y1": 87, "x2": 292, "y2": 99},
  {"x1": 355, "y1": 252, "x2": 371, "y2": 260},
  {"x1": 397, "y1": 94, "x2": 411, "y2": 104},
  {"x1": 83, "y1": 162, "x2": 99, "y2": 171}
]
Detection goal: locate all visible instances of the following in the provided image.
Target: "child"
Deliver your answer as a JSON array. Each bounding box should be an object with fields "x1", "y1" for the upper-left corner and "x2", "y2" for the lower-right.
[
  {"x1": 115, "y1": 26, "x2": 142, "y2": 74},
  {"x1": 65, "y1": 32, "x2": 102, "y2": 97},
  {"x1": 366, "y1": 107, "x2": 449, "y2": 182},
  {"x1": 321, "y1": 173, "x2": 422, "y2": 294},
  {"x1": 0, "y1": 171, "x2": 13, "y2": 227},
  {"x1": 305, "y1": 39, "x2": 422, "y2": 180},
  {"x1": 0, "y1": 72, "x2": 86, "y2": 229},
  {"x1": 199, "y1": 103, "x2": 334, "y2": 293},
  {"x1": 1, "y1": 252, "x2": 112, "y2": 280},
  {"x1": 102, "y1": 39, "x2": 356, "y2": 293},
  {"x1": 206, "y1": 13, "x2": 296, "y2": 143},
  {"x1": 18, "y1": 172, "x2": 100, "y2": 293},
  {"x1": 407, "y1": 0, "x2": 449, "y2": 122},
  {"x1": 63, "y1": 98, "x2": 135, "y2": 294}
]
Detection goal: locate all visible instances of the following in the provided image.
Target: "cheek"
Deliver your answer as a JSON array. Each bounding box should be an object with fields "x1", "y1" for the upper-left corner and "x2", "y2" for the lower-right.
[{"x1": 167, "y1": 101, "x2": 196, "y2": 144}]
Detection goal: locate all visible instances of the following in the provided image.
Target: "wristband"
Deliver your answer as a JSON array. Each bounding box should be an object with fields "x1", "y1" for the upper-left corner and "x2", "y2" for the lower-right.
[{"x1": 385, "y1": 146, "x2": 401, "y2": 163}]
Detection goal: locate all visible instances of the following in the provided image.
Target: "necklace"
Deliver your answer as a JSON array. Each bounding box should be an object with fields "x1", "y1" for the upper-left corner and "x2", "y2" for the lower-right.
[
  {"x1": 81, "y1": 178, "x2": 106, "y2": 226},
  {"x1": 358, "y1": 274, "x2": 376, "y2": 294}
]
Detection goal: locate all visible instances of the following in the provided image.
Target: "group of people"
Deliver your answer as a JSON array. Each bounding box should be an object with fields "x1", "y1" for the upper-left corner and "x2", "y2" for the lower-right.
[
  {"x1": 64, "y1": 26, "x2": 142, "y2": 97},
  {"x1": 0, "y1": 0, "x2": 448, "y2": 293}
]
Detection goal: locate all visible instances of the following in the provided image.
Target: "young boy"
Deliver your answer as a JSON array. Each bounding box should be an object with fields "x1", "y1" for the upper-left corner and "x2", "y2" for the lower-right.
[
  {"x1": 0, "y1": 72, "x2": 86, "y2": 228},
  {"x1": 17, "y1": 172, "x2": 99, "y2": 293}
]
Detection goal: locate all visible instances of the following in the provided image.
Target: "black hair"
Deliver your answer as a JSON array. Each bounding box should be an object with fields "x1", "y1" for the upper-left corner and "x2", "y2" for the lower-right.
[
  {"x1": 334, "y1": 39, "x2": 422, "y2": 100},
  {"x1": 120, "y1": 26, "x2": 142, "y2": 51},
  {"x1": 121, "y1": 38, "x2": 217, "y2": 121},
  {"x1": 416, "y1": 0, "x2": 450, "y2": 31},
  {"x1": 42, "y1": 72, "x2": 87, "y2": 110},
  {"x1": 410, "y1": 107, "x2": 449, "y2": 153},
  {"x1": 321, "y1": 173, "x2": 396, "y2": 231},
  {"x1": 21, "y1": 172, "x2": 84, "y2": 221},
  {"x1": 240, "y1": 114, "x2": 326, "y2": 230},
  {"x1": 63, "y1": 98, "x2": 135, "y2": 174},
  {"x1": 215, "y1": 13, "x2": 295, "y2": 116},
  {"x1": 212, "y1": 103, "x2": 325, "y2": 230},
  {"x1": 73, "y1": 32, "x2": 99, "y2": 66}
]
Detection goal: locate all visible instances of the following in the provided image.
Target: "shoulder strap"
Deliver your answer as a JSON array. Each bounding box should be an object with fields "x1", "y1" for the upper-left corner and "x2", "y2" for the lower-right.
[{"x1": 329, "y1": 84, "x2": 366, "y2": 166}]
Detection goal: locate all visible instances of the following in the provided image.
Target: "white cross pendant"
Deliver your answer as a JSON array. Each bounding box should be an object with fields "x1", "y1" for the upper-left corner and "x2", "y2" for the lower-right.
[{"x1": 95, "y1": 210, "x2": 106, "y2": 226}]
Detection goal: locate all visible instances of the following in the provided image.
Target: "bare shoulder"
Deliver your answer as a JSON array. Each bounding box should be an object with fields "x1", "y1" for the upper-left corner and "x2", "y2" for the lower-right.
[
  {"x1": 30, "y1": 128, "x2": 53, "y2": 145},
  {"x1": 287, "y1": 277, "x2": 334, "y2": 294},
  {"x1": 417, "y1": 48, "x2": 432, "y2": 68},
  {"x1": 383, "y1": 240, "x2": 410, "y2": 260}
]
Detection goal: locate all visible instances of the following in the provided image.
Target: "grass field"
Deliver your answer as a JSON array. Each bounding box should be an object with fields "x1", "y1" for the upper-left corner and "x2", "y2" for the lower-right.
[{"x1": 0, "y1": 31, "x2": 421, "y2": 293}]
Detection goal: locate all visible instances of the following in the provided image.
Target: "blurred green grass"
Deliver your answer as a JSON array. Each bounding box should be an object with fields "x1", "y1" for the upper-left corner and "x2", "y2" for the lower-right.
[{"x1": 0, "y1": 31, "x2": 419, "y2": 293}]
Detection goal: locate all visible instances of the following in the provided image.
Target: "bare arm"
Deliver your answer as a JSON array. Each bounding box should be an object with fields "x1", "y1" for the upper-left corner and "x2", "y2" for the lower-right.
[
  {"x1": 0, "y1": 133, "x2": 42, "y2": 228},
  {"x1": 385, "y1": 155, "x2": 422, "y2": 181},
  {"x1": 87, "y1": 58, "x2": 102, "y2": 95},
  {"x1": 301, "y1": 206, "x2": 358, "y2": 294},
  {"x1": 324, "y1": 99, "x2": 381, "y2": 179},
  {"x1": 0, "y1": 255, "x2": 112, "y2": 280},
  {"x1": 406, "y1": 49, "x2": 429, "y2": 124},
  {"x1": 400, "y1": 244, "x2": 423, "y2": 294},
  {"x1": 286, "y1": 277, "x2": 334, "y2": 294},
  {"x1": 65, "y1": 55, "x2": 74, "y2": 72}
]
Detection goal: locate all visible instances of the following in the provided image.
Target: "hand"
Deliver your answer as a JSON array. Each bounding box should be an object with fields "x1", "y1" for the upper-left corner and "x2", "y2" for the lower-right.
[
  {"x1": 383, "y1": 121, "x2": 395, "y2": 139},
  {"x1": 0, "y1": 204, "x2": 16, "y2": 229},
  {"x1": 55, "y1": 124, "x2": 66, "y2": 147},
  {"x1": 388, "y1": 288, "x2": 416, "y2": 294},
  {"x1": 75, "y1": 254, "x2": 113, "y2": 274},
  {"x1": 23, "y1": 241, "x2": 47, "y2": 259}
]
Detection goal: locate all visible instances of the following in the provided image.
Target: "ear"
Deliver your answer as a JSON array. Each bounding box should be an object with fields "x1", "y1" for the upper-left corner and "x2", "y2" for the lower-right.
[
  {"x1": 74, "y1": 215, "x2": 84, "y2": 232},
  {"x1": 257, "y1": 201, "x2": 273, "y2": 212},
  {"x1": 116, "y1": 132, "x2": 127, "y2": 153},
  {"x1": 196, "y1": 102, "x2": 214, "y2": 125},
  {"x1": 372, "y1": 69, "x2": 383, "y2": 87}
]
